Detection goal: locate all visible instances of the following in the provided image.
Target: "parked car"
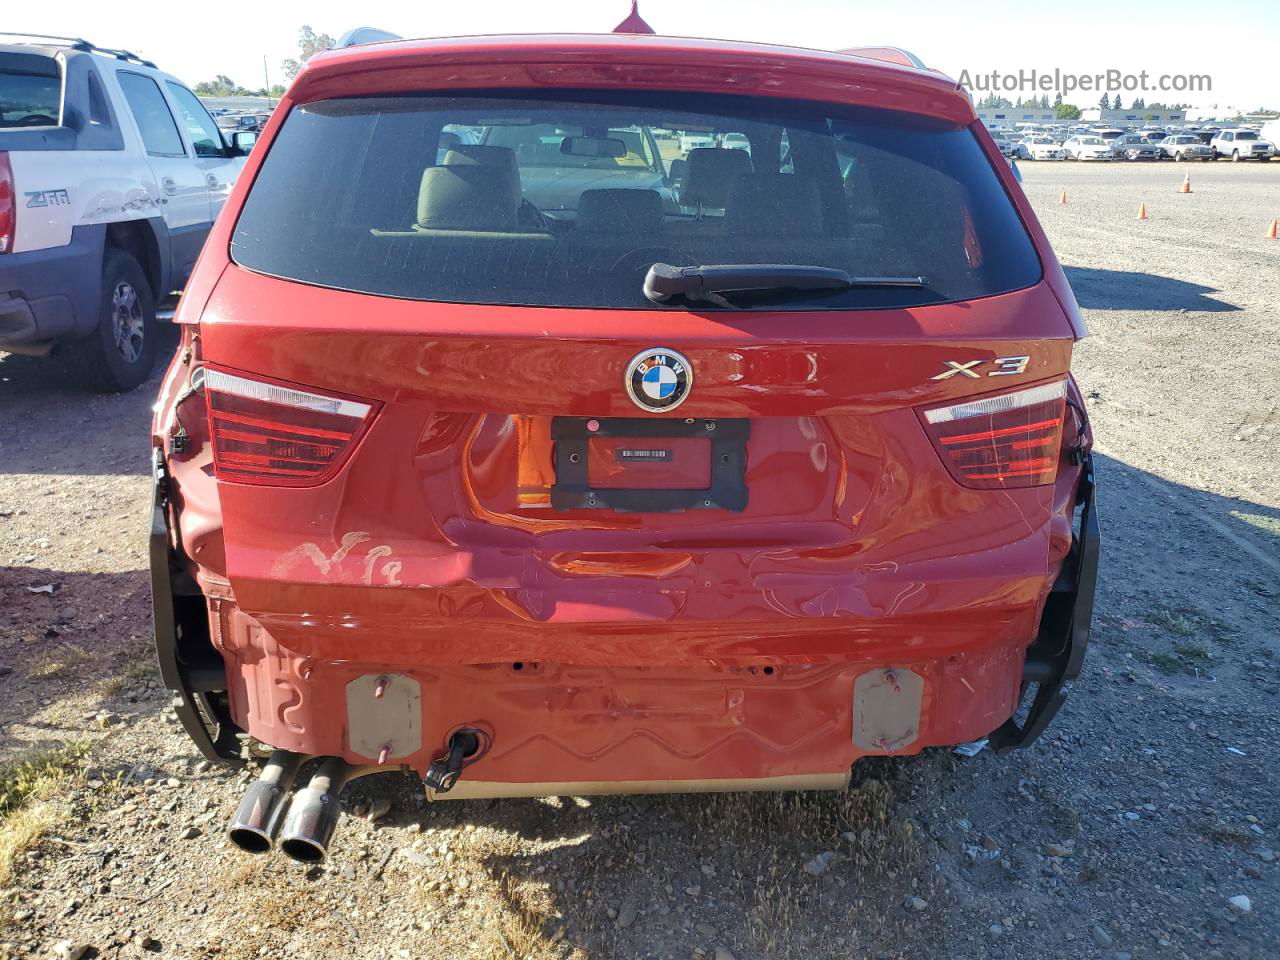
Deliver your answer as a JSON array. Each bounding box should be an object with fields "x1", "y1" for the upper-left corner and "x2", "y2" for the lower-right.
[
  {"x1": 151, "y1": 32, "x2": 1098, "y2": 862},
  {"x1": 1156, "y1": 134, "x2": 1214, "y2": 161},
  {"x1": 0, "y1": 34, "x2": 251, "y2": 390},
  {"x1": 1063, "y1": 135, "x2": 1113, "y2": 161},
  {"x1": 1015, "y1": 135, "x2": 1067, "y2": 160},
  {"x1": 1210, "y1": 129, "x2": 1275, "y2": 161},
  {"x1": 1111, "y1": 134, "x2": 1158, "y2": 160},
  {"x1": 991, "y1": 135, "x2": 1016, "y2": 158},
  {"x1": 678, "y1": 132, "x2": 714, "y2": 152},
  {"x1": 1261, "y1": 120, "x2": 1280, "y2": 150}
]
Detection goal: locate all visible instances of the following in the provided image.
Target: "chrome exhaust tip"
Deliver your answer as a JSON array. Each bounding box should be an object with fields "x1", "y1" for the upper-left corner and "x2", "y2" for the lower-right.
[
  {"x1": 227, "y1": 749, "x2": 305, "y2": 854},
  {"x1": 277, "y1": 757, "x2": 356, "y2": 864}
]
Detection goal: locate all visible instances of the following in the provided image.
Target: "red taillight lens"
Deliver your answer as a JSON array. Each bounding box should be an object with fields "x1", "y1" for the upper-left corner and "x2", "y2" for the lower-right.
[
  {"x1": 202, "y1": 368, "x2": 374, "y2": 485},
  {"x1": 921, "y1": 380, "x2": 1066, "y2": 489},
  {"x1": 0, "y1": 152, "x2": 15, "y2": 255}
]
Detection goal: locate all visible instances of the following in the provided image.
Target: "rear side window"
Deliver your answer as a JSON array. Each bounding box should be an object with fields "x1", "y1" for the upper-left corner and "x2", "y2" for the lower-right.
[
  {"x1": 232, "y1": 91, "x2": 1041, "y2": 311},
  {"x1": 117, "y1": 71, "x2": 185, "y2": 157},
  {"x1": 0, "y1": 52, "x2": 61, "y2": 128}
]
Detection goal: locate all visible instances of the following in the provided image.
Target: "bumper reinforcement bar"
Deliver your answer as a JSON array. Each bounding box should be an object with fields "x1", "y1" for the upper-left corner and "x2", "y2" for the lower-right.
[
  {"x1": 990, "y1": 452, "x2": 1099, "y2": 754},
  {"x1": 150, "y1": 448, "x2": 243, "y2": 765}
]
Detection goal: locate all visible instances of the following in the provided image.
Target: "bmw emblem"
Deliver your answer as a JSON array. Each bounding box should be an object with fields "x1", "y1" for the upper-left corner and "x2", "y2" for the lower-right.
[{"x1": 625, "y1": 347, "x2": 693, "y2": 413}]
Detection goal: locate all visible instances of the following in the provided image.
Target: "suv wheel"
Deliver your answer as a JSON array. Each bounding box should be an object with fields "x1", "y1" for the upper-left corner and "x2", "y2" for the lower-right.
[
  {"x1": 1232, "y1": 150, "x2": 1241, "y2": 162},
  {"x1": 63, "y1": 249, "x2": 157, "y2": 392},
  {"x1": 1174, "y1": 151, "x2": 1184, "y2": 161}
]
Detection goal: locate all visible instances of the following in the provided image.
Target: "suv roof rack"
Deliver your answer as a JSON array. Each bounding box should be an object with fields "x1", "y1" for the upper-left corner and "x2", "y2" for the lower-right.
[
  {"x1": 0, "y1": 31, "x2": 157, "y2": 68},
  {"x1": 837, "y1": 46, "x2": 927, "y2": 70}
]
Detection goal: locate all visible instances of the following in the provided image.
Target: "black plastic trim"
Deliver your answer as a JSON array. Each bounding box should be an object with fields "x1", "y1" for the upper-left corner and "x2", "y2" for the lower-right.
[
  {"x1": 149, "y1": 448, "x2": 243, "y2": 765},
  {"x1": 990, "y1": 452, "x2": 1099, "y2": 754},
  {"x1": 0, "y1": 224, "x2": 105, "y2": 345}
]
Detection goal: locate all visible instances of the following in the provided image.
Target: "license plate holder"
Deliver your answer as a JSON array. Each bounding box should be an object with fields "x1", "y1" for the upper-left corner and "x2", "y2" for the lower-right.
[{"x1": 551, "y1": 417, "x2": 749, "y2": 512}]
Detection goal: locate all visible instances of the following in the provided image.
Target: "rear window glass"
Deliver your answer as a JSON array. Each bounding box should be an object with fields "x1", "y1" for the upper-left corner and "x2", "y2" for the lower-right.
[
  {"x1": 231, "y1": 91, "x2": 1041, "y2": 311},
  {"x1": 0, "y1": 54, "x2": 61, "y2": 128}
]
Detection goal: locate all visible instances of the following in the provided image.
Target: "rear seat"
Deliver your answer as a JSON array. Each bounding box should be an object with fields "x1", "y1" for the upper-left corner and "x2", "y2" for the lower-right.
[
  {"x1": 725, "y1": 175, "x2": 824, "y2": 236},
  {"x1": 677, "y1": 147, "x2": 753, "y2": 214},
  {"x1": 372, "y1": 145, "x2": 546, "y2": 237},
  {"x1": 574, "y1": 188, "x2": 665, "y2": 235}
]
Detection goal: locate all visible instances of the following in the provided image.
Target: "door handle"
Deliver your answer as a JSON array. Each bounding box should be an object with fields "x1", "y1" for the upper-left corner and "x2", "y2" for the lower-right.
[
  {"x1": 161, "y1": 176, "x2": 177, "y2": 195},
  {"x1": 206, "y1": 173, "x2": 220, "y2": 189}
]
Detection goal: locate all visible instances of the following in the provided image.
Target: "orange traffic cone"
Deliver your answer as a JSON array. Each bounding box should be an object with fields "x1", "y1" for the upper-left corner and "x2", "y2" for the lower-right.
[
  {"x1": 1267, "y1": 218, "x2": 1278, "y2": 239},
  {"x1": 1179, "y1": 173, "x2": 1191, "y2": 194},
  {"x1": 1059, "y1": 190, "x2": 1068, "y2": 205},
  {"x1": 1138, "y1": 203, "x2": 1148, "y2": 220}
]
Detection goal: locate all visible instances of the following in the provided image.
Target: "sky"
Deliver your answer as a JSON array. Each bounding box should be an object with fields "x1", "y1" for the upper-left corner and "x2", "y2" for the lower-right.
[{"x1": 10, "y1": 0, "x2": 1279, "y2": 109}]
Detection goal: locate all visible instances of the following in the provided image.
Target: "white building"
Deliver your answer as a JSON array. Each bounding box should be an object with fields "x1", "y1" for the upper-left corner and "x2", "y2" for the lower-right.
[
  {"x1": 976, "y1": 107, "x2": 1056, "y2": 127},
  {"x1": 1078, "y1": 106, "x2": 1186, "y2": 125}
]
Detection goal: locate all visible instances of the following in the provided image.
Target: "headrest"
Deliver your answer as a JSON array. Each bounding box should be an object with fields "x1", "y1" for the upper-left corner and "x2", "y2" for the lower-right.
[
  {"x1": 442, "y1": 144, "x2": 519, "y2": 179},
  {"x1": 576, "y1": 189, "x2": 664, "y2": 234},
  {"x1": 681, "y1": 148, "x2": 754, "y2": 208},
  {"x1": 417, "y1": 164, "x2": 519, "y2": 231},
  {"x1": 726, "y1": 175, "x2": 824, "y2": 235}
]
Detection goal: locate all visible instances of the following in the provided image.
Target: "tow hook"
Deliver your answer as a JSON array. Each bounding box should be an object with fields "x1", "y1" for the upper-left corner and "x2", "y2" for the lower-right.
[{"x1": 424, "y1": 730, "x2": 480, "y2": 793}]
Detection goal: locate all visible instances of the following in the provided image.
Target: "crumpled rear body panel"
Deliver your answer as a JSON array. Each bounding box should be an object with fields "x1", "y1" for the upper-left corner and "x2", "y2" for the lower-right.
[{"x1": 152, "y1": 267, "x2": 1080, "y2": 790}]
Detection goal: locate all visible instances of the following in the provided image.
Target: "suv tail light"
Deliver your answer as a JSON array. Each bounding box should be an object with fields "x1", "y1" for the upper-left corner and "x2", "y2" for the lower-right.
[
  {"x1": 920, "y1": 380, "x2": 1066, "y2": 489},
  {"x1": 0, "y1": 153, "x2": 14, "y2": 254},
  {"x1": 202, "y1": 368, "x2": 375, "y2": 485}
]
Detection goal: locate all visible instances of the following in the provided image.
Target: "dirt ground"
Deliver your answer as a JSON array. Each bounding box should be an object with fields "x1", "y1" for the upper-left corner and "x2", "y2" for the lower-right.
[{"x1": 1, "y1": 161, "x2": 1278, "y2": 960}]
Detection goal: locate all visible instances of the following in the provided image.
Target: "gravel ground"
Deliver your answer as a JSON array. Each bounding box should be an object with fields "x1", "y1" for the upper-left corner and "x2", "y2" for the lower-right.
[{"x1": 0, "y1": 160, "x2": 1277, "y2": 960}]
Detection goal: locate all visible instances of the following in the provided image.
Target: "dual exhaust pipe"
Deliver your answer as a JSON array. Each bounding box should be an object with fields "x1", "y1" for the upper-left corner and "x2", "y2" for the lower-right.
[
  {"x1": 228, "y1": 732, "x2": 480, "y2": 862},
  {"x1": 227, "y1": 751, "x2": 369, "y2": 864}
]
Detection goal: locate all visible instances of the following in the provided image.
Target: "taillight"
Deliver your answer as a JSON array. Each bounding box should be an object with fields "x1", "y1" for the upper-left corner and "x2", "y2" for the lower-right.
[
  {"x1": 202, "y1": 368, "x2": 375, "y2": 485},
  {"x1": 920, "y1": 380, "x2": 1066, "y2": 489},
  {"x1": 0, "y1": 152, "x2": 14, "y2": 254}
]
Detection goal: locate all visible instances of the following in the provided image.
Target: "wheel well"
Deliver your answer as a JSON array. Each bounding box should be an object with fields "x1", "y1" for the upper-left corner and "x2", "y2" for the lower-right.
[{"x1": 105, "y1": 220, "x2": 164, "y2": 298}]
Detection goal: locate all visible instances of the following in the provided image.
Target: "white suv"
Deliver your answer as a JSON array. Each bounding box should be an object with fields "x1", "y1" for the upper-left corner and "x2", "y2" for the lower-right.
[
  {"x1": 0, "y1": 33, "x2": 251, "y2": 389},
  {"x1": 1210, "y1": 129, "x2": 1275, "y2": 162}
]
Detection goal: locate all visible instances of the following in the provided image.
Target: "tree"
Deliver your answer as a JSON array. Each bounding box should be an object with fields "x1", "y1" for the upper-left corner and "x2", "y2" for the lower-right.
[
  {"x1": 1132, "y1": 97, "x2": 1146, "y2": 110},
  {"x1": 1040, "y1": 94, "x2": 1050, "y2": 109},
  {"x1": 1055, "y1": 102, "x2": 1082, "y2": 120},
  {"x1": 1098, "y1": 93, "x2": 1110, "y2": 111},
  {"x1": 282, "y1": 25, "x2": 336, "y2": 80},
  {"x1": 1112, "y1": 93, "x2": 1123, "y2": 110},
  {"x1": 1053, "y1": 91, "x2": 1063, "y2": 108},
  {"x1": 194, "y1": 75, "x2": 248, "y2": 96}
]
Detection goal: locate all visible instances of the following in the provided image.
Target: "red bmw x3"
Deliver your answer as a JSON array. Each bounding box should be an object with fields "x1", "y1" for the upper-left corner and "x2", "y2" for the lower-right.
[{"x1": 150, "y1": 31, "x2": 1098, "y2": 863}]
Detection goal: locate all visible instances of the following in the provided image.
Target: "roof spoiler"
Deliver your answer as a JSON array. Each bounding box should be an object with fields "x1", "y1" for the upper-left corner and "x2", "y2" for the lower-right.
[
  {"x1": 337, "y1": 27, "x2": 402, "y2": 48},
  {"x1": 837, "y1": 46, "x2": 927, "y2": 69}
]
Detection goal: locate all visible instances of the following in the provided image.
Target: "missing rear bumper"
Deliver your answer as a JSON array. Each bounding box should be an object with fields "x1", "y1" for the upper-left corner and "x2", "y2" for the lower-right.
[{"x1": 989, "y1": 453, "x2": 1100, "y2": 754}]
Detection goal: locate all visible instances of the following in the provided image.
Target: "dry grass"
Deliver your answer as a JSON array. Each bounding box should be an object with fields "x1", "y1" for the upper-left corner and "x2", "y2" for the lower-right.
[
  {"x1": 1147, "y1": 608, "x2": 1196, "y2": 637},
  {"x1": 1147, "y1": 651, "x2": 1183, "y2": 674},
  {"x1": 0, "y1": 742, "x2": 89, "y2": 888},
  {"x1": 486, "y1": 871, "x2": 567, "y2": 960},
  {"x1": 27, "y1": 643, "x2": 92, "y2": 679},
  {"x1": 1172, "y1": 641, "x2": 1211, "y2": 661}
]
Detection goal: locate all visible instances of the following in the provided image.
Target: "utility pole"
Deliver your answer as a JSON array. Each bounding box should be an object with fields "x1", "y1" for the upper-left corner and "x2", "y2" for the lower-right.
[{"x1": 264, "y1": 55, "x2": 271, "y2": 109}]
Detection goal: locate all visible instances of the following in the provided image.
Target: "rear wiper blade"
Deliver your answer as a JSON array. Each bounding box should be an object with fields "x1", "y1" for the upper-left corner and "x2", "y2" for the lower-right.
[{"x1": 643, "y1": 262, "x2": 928, "y2": 306}]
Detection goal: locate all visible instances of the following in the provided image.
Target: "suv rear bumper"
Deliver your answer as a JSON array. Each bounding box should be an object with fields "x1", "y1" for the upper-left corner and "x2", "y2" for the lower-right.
[{"x1": 0, "y1": 225, "x2": 104, "y2": 349}]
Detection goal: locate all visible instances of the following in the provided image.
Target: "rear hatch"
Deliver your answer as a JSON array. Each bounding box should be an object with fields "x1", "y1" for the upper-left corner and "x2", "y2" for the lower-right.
[{"x1": 190, "y1": 45, "x2": 1079, "y2": 666}]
